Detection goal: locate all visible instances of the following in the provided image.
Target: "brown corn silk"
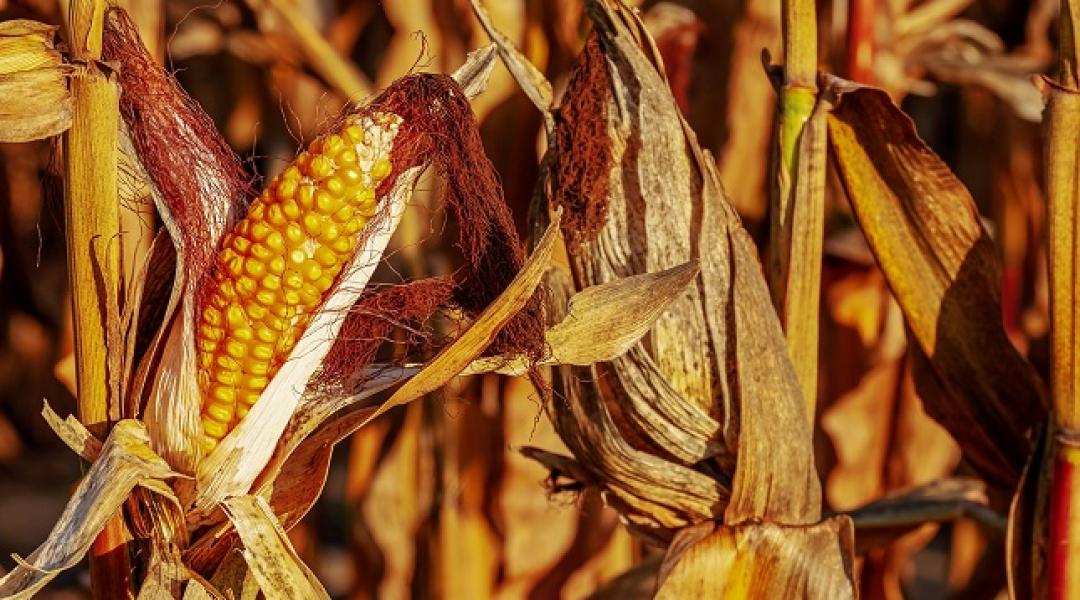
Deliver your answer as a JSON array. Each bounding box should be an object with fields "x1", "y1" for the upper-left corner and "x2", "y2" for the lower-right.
[
  {"x1": 101, "y1": 9, "x2": 251, "y2": 297},
  {"x1": 552, "y1": 35, "x2": 613, "y2": 247}
]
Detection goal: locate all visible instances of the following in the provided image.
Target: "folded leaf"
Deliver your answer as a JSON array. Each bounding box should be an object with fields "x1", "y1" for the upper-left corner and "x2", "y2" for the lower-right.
[
  {"x1": 824, "y1": 76, "x2": 1048, "y2": 489},
  {"x1": 654, "y1": 518, "x2": 856, "y2": 599},
  {"x1": 222, "y1": 496, "x2": 329, "y2": 600},
  {"x1": 0, "y1": 20, "x2": 72, "y2": 141},
  {"x1": 0, "y1": 420, "x2": 178, "y2": 599}
]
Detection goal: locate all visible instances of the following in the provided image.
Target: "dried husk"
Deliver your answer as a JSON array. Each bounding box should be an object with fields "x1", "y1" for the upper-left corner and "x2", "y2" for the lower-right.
[
  {"x1": 487, "y1": 0, "x2": 821, "y2": 534},
  {"x1": 653, "y1": 519, "x2": 856, "y2": 599},
  {"x1": 0, "y1": 20, "x2": 72, "y2": 142},
  {"x1": 823, "y1": 75, "x2": 1048, "y2": 491},
  {"x1": 471, "y1": 1, "x2": 856, "y2": 595},
  {"x1": 221, "y1": 496, "x2": 330, "y2": 600},
  {"x1": 0, "y1": 418, "x2": 178, "y2": 599}
]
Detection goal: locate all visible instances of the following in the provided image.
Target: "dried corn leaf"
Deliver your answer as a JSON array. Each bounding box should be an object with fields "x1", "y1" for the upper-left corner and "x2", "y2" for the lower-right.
[
  {"x1": 464, "y1": 261, "x2": 702, "y2": 376},
  {"x1": 1007, "y1": 424, "x2": 1052, "y2": 600},
  {"x1": 841, "y1": 477, "x2": 1004, "y2": 551},
  {"x1": 41, "y1": 401, "x2": 103, "y2": 461},
  {"x1": 222, "y1": 495, "x2": 329, "y2": 600},
  {"x1": 546, "y1": 261, "x2": 700, "y2": 367},
  {"x1": 468, "y1": 0, "x2": 555, "y2": 123},
  {"x1": 0, "y1": 420, "x2": 177, "y2": 599},
  {"x1": 0, "y1": 20, "x2": 72, "y2": 142},
  {"x1": 654, "y1": 518, "x2": 856, "y2": 599},
  {"x1": 824, "y1": 76, "x2": 1048, "y2": 490}
]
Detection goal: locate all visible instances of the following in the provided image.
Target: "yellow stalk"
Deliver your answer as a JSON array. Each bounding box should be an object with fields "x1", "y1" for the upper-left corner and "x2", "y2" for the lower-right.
[
  {"x1": 65, "y1": 1, "x2": 132, "y2": 598},
  {"x1": 1046, "y1": 1, "x2": 1080, "y2": 597},
  {"x1": 770, "y1": 0, "x2": 824, "y2": 420}
]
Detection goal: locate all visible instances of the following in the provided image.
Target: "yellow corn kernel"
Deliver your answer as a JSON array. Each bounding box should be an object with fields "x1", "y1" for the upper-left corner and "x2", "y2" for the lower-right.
[
  {"x1": 297, "y1": 183, "x2": 316, "y2": 209},
  {"x1": 277, "y1": 177, "x2": 298, "y2": 200},
  {"x1": 316, "y1": 189, "x2": 344, "y2": 213},
  {"x1": 241, "y1": 374, "x2": 269, "y2": 390},
  {"x1": 255, "y1": 325, "x2": 277, "y2": 344},
  {"x1": 319, "y1": 223, "x2": 340, "y2": 244},
  {"x1": 265, "y1": 232, "x2": 286, "y2": 253},
  {"x1": 284, "y1": 223, "x2": 305, "y2": 247},
  {"x1": 281, "y1": 199, "x2": 301, "y2": 221},
  {"x1": 313, "y1": 246, "x2": 338, "y2": 268},
  {"x1": 250, "y1": 242, "x2": 273, "y2": 262},
  {"x1": 236, "y1": 276, "x2": 258, "y2": 297},
  {"x1": 338, "y1": 150, "x2": 358, "y2": 166},
  {"x1": 329, "y1": 236, "x2": 353, "y2": 254},
  {"x1": 371, "y1": 158, "x2": 392, "y2": 180},
  {"x1": 302, "y1": 213, "x2": 322, "y2": 237},
  {"x1": 206, "y1": 401, "x2": 233, "y2": 423},
  {"x1": 195, "y1": 111, "x2": 402, "y2": 449},
  {"x1": 202, "y1": 416, "x2": 228, "y2": 439}
]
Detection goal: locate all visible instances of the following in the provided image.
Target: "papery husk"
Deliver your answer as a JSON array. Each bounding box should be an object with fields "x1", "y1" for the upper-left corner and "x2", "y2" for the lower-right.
[
  {"x1": 221, "y1": 496, "x2": 330, "y2": 600},
  {"x1": 0, "y1": 19, "x2": 72, "y2": 142},
  {"x1": 653, "y1": 518, "x2": 856, "y2": 599},
  {"x1": 0, "y1": 417, "x2": 178, "y2": 599},
  {"x1": 823, "y1": 75, "x2": 1048, "y2": 490},
  {"x1": 501, "y1": 0, "x2": 820, "y2": 532}
]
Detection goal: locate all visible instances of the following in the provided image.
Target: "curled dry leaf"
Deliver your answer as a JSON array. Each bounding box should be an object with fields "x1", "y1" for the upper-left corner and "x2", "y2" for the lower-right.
[
  {"x1": 839, "y1": 477, "x2": 1005, "y2": 552},
  {"x1": 221, "y1": 496, "x2": 330, "y2": 600},
  {"x1": 824, "y1": 75, "x2": 1047, "y2": 490},
  {"x1": 0, "y1": 20, "x2": 72, "y2": 142},
  {"x1": 0, "y1": 419, "x2": 178, "y2": 599},
  {"x1": 463, "y1": 261, "x2": 702, "y2": 376},
  {"x1": 653, "y1": 518, "x2": 856, "y2": 599},
  {"x1": 545, "y1": 261, "x2": 700, "y2": 367}
]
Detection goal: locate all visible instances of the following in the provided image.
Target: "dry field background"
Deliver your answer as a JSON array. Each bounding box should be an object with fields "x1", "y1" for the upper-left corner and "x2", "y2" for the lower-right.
[{"x1": 0, "y1": 0, "x2": 1070, "y2": 598}]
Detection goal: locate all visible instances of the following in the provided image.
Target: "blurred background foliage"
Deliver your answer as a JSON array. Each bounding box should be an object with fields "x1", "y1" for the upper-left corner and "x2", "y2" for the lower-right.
[{"x1": 0, "y1": 0, "x2": 1053, "y2": 597}]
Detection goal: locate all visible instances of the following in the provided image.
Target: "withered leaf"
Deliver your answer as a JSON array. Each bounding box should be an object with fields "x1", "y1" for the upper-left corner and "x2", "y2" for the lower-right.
[
  {"x1": 0, "y1": 20, "x2": 72, "y2": 142},
  {"x1": 824, "y1": 76, "x2": 1047, "y2": 490},
  {"x1": 654, "y1": 518, "x2": 857, "y2": 599},
  {"x1": 222, "y1": 496, "x2": 329, "y2": 600},
  {"x1": 546, "y1": 261, "x2": 700, "y2": 367},
  {"x1": 0, "y1": 420, "x2": 178, "y2": 599}
]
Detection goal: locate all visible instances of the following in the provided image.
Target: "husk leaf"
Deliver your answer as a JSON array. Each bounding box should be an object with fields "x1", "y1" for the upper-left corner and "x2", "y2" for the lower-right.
[
  {"x1": 0, "y1": 419, "x2": 177, "y2": 599},
  {"x1": 0, "y1": 19, "x2": 72, "y2": 141},
  {"x1": 653, "y1": 518, "x2": 856, "y2": 599},
  {"x1": 221, "y1": 496, "x2": 329, "y2": 599}
]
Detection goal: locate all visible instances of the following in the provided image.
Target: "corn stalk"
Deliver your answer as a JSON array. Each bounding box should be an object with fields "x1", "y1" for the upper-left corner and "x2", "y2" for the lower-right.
[
  {"x1": 771, "y1": 0, "x2": 826, "y2": 419},
  {"x1": 1046, "y1": 0, "x2": 1080, "y2": 596},
  {"x1": 64, "y1": 0, "x2": 131, "y2": 598}
]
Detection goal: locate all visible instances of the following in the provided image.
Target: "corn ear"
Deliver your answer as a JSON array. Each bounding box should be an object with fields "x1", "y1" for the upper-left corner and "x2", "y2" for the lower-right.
[{"x1": 195, "y1": 112, "x2": 401, "y2": 451}]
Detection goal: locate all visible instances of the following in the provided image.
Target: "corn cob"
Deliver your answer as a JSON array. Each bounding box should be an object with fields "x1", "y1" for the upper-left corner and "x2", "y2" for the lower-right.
[{"x1": 196, "y1": 112, "x2": 402, "y2": 452}]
